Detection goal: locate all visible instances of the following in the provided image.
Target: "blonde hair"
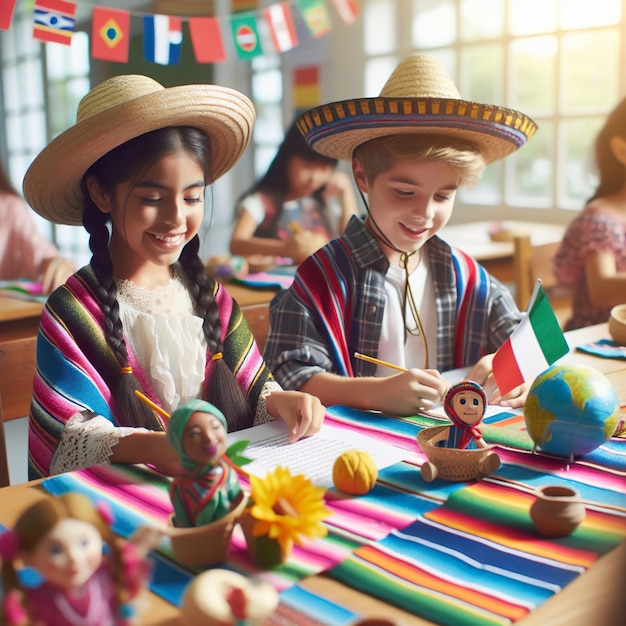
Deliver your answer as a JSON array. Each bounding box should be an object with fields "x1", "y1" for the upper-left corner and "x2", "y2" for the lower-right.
[
  {"x1": 1, "y1": 493, "x2": 130, "y2": 625},
  {"x1": 353, "y1": 133, "x2": 486, "y2": 187}
]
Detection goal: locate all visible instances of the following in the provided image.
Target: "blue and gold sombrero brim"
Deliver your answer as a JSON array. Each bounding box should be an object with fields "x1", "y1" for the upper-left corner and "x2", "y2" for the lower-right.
[{"x1": 297, "y1": 97, "x2": 537, "y2": 163}]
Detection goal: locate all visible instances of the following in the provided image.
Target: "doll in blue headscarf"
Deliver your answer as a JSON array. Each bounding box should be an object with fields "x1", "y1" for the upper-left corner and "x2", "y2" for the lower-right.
[
  {"x1": 166, "y1": 399, "x2": 243, "y2": 528},
  {"x1": 441, "y1": 380, "x2": 488, "y2": 449}
]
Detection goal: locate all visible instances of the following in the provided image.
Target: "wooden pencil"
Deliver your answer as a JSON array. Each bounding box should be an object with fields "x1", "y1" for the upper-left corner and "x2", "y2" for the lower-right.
[
  {"x1": 134, "y1": 390, "x2": 170, "y2": 419},
  {"x1": 353, "y1": 352, "x2": 408, "y2": 373}
]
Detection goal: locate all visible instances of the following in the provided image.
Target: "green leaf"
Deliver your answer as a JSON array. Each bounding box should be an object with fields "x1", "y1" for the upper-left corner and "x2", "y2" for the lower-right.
[{"x1": 226, "y1": 440, "x2": 253, "y2": 466}]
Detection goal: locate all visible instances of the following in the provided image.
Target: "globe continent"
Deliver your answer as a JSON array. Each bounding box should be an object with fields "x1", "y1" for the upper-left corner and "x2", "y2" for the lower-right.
[{"x1": 524, "y1": 364, "x2": 619, "y2": 458}]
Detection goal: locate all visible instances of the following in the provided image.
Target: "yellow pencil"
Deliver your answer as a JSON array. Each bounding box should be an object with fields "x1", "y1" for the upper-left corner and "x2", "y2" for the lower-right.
[
  {"x1": 289, "y1": 220, "x2": 303, "y2": 235},
  {"x1": 134, "y1": 390, "x2": 171, "y2": 420},
  {"x1": 353, "y1": 352, "x2": 408, "y2": 373}
]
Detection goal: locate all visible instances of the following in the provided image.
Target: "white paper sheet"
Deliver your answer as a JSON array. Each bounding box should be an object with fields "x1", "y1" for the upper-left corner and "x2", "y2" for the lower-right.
[{"x1": 227, "y1": 420, "x2": 408, "y2": 488}]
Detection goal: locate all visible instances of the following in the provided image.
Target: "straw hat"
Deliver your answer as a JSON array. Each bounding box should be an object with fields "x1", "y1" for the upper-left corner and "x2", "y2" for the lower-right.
[
  {"x1": 23, "y1": 75, "x2": 256, "y2": 225},
  {"x1": 297, "y1": 55, "x2": 537, "y2": 163}
]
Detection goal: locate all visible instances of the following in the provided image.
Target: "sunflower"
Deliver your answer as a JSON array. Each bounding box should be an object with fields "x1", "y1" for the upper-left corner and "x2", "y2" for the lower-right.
[{"x1": 247, "y1": 466, "x2": 331, "y2": 555}]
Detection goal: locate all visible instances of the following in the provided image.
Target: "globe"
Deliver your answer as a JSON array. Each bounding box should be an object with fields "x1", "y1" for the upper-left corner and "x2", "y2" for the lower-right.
[{"x1": 524, "y1": 364, "x2": 619, "y2": 459}]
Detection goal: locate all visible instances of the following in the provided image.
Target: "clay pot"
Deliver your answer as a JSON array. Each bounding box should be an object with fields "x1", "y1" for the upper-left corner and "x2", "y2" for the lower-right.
[
  {"x1": 239, "y1": 512, "x2": 291, "y2": 569},
  {"x1": 168, "y1": 491, "x2": 248, "y2": 567},
  {"x1": 529, "y1": 485, "x2": 586, "y2": 537}
]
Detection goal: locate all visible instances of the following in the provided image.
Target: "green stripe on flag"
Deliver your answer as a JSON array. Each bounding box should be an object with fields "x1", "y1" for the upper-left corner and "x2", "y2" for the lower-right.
[{"x1": 528, "y1": 285, "x2": 569, "y2": 364}]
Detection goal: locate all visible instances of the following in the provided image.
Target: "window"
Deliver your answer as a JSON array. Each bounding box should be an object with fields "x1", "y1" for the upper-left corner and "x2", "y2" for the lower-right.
[
  {"x1": 362, "y1": 0, "x2": 624, "y2": 221},
  {"x1": 1, "y1": 5, "x2": 91, "y2": 266}
]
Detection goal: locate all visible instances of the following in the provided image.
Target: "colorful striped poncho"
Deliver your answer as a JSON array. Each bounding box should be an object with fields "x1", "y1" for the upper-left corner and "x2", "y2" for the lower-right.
[
  {"x1": 266, "y1": 216, "x2": 522, "y2": 390},
  {"x1": 29, "y1": 265, "x2": 272, "y2": 478}
]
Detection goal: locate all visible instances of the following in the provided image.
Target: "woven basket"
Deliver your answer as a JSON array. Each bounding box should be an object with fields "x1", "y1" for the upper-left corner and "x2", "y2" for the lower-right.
[
  {"x1": 168, "y1": 491, "x2": 248, "y2": 567},
  {"x1": 417, "y1": 426, "x2": 496, "y2": 482}
]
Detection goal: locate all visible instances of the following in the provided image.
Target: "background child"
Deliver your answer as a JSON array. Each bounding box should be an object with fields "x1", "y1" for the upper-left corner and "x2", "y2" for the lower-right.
[
  {"x1": 230, "y1": 119, "x2": 358, "y2": 267},
  {"x1": 0, "y1": 158, "x2": 75, "y2": 293},
  {"x1": 265, "y1": 55, "x2": 537, "y2": 415},
  {"x1": 553, "y1": 98, "x2": 626, "y2": 330},
  {"x1": 23, "y1": 75, "x2": 325, "y2": 480}
]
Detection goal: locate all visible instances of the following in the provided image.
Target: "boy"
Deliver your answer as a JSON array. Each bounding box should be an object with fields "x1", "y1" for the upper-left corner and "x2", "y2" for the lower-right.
[{"x1": 265, "y1": 55, "x2": 537, "y2": 415}]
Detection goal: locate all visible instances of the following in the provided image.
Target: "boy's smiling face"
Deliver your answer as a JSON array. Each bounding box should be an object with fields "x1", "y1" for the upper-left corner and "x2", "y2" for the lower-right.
[{"x1": 353, "y1": 157, "x2": 460, "y2": 265}]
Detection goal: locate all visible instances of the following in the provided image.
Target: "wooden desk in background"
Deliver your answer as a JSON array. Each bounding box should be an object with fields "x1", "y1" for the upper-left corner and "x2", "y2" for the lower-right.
[
  {"x1": 0, "y1": 296, "x2": 43, "y2": 421},
  {"x1": 0, "y1": 324, "x2": 623, "y2": 625},
  {"x1": 440, "y1": 220, "x2": 566, "y2": 284}
]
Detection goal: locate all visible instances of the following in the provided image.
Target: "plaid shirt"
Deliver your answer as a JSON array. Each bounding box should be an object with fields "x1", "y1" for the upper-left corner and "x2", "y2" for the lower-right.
[{"x1": 265, "y1": 216, "x2": 521, "y2": 390}]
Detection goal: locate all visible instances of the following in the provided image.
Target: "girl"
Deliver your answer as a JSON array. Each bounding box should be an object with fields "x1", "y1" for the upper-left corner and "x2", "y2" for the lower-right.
[
  {"x1": 0, "y1": 492, "x2": 158, "y2": 626},
  {"x1": 22, "y1": 75, "x2": 325, "y2": 479},
  {"x1": 553, "y1": 98, "x2": 626, "y2": 330},
  {"x1": 230, "y1": 119, "x2": 358, "y2": 267}
]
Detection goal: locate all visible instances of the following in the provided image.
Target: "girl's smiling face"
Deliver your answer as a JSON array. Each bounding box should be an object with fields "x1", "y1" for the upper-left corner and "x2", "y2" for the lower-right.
[
  {"x1": 353, "y1": 157, "x2": 459, "y2": 265},
  {"x1": 183, "y1": 411, "x2": 227, "y2": 467},
  {"x1": 88, "y1": 150, "x2": 206, "y2": 286},
  {"x1": 21, "y1": 518, "x2": 103, "y2": 590}
]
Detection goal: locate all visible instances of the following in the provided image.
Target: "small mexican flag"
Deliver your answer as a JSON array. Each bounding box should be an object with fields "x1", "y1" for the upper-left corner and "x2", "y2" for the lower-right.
[{"x1": 493, "y1": 281, "x2": 569, "y2": 396}]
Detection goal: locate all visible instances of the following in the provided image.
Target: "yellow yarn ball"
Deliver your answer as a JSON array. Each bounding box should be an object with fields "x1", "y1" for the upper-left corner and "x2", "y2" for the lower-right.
[{"x1": 332, "y1": 450, "x2": 378, "y2": 495}]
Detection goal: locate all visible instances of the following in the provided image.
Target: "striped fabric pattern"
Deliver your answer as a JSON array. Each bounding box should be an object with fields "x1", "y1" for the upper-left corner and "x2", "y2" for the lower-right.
[
  {"x1": 29, "y1": 265, "x2": 272, "y2": 478},
  {"x1": 41, "y1": 404, "x2": 625, "y2": 623}
]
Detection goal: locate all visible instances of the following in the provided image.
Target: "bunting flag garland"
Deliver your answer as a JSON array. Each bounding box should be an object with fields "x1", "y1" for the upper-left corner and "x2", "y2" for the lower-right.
[
  {"x1": 33, "y1": 0, "x2": 76, "y2": 45},
  {"x1": 298, "y1": 0, "x2": 333, "y2": 38},
  {"x1": 331, "y1": 0, "x2": 359, "y2": 25},
  {"x1": 0, "y1": 0, "x2": 17, "y2": 31},
  {"x1": 143, "y1": 14, "x2": 183, "y2": 65},
  {"x1": 230, "y1": 12, "x2": 263, "y2": 60},
  {"x1": 91, "y1": 7, "x2": 130, "y2": 63},
  {"x1": 293, "y1": 65, "x2": 321, "y2": 115},
  {"x1": 4, "y1": 0, "x2": 359, "y2": 63},
  {"x1": 265, "y1": 2, "x2": 298, "y2": 53},
  {"x1": 188, "y1": 16, "x2": 226, "y2": 64}
]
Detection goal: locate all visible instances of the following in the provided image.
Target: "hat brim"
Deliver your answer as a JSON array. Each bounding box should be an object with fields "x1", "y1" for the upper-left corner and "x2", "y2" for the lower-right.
[
  {"x1": 297, "y1": 97, "x2": 537, "y2": 163},
  {"x1": 23, "y1": 84, "x2": 255, "y2": 225}
]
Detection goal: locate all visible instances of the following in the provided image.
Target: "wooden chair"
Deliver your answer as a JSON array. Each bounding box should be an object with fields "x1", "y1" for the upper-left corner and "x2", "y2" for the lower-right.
[
  {"x1": 0, "y1": 396, "x2": 10, "y2": 487},
  {"x1": 512, "y1": 234, "x2": 572, "y2": 327}
]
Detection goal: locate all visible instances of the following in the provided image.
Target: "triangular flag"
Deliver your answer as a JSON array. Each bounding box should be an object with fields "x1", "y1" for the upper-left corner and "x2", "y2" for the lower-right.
[
  {"x1": 264, "y1": 2, "x2": 298, "y2": 53},
  {"x1": 188, "y1": 16, "x2": 226, "y2": 63},
  {"x1": 0, "y1": 0, "x2": 17, "y2": 30},
  {"x1": 33, "y1": 0, "x2": 76, "y2": 46},
  {"x1": 143, "y1": 14, "x2": 183, "y2": 66},
  {"x1": 297, "y1": 0, "x2": 332, "y2": 38},
  {"x1": 492, "y1": 281, "x2": 570, "y2": 396},
  {"x1": 91, "y1": 7, "x2": 130, "y2": 63},
  {"x1": 331, "y1": 0, "x2": 359, "y2": 25},
  {"x1": 230, "y1": 12, "x2": 263, "y2": 60}
]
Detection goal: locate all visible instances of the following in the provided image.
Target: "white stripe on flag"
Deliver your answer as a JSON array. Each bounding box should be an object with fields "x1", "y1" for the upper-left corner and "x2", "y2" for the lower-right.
[
  {"x1": 267, "y1": 4, "x2": 295, "y2": 51},
  {"x1": 153, "y1": 15, "x2": 178, "y2": 64},
  {"x1": 509, "y1": 315, "x2": 550, "y2": 383}
]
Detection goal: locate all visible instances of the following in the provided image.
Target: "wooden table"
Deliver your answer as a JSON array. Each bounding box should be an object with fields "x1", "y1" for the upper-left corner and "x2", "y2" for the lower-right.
[
  {"x1": 440, "y1": 220, "x2": 566, "y2": 284},
  {"x1": 0, "y1": 324, "x2": 624, "y2": 625},
  {"x1": 0, "y1": 296, "x2": 43, "y2": 421}
]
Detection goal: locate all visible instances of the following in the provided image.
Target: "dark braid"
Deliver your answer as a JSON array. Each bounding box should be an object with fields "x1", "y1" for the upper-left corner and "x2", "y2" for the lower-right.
[{"x1": 179, "y1": 236, "x2": 254, "y2": 430}]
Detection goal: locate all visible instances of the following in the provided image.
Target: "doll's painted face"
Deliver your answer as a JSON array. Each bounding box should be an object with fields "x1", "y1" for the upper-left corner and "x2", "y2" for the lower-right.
[
  {"x1": 450, "y1": 390, "x2": 485, "y2": 426},
  {"x1": 21, "y1": 518, "x2": 103, "y2": 590},
  {"x1": 183, "y1": 410, "x2": 228, "y2": 466}
]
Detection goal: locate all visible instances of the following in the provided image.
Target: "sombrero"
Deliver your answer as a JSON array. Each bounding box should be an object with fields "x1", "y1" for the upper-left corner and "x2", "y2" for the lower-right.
[
  {"x1": 23, "y1": 74, "x2": 256, "y2": 225},
  {"x1": 297, "y1": 55, "x2": 537, "y2": 163}
]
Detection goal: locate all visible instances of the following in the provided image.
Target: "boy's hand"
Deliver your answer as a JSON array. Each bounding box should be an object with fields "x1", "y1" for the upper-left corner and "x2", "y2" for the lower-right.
[
  {"x1": 467, "y1": 354, "x2": 529, "y2": 409},
  {"x1": 376, "y1": 369, "x2": 448, "y2": 416},
  {"x1": 265, "y1": 390, "x2": 326, "y2": 442}
]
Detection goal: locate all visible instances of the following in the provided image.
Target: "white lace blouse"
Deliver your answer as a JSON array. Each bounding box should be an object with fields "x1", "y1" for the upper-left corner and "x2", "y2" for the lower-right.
[{"x1": 50, "y1": 275, "x2": 279, "y2": 475}]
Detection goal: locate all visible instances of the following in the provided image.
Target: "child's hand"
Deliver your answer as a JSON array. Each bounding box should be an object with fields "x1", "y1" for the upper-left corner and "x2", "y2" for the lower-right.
[
  {"x1": 376, "y1": 369, "x2": 448, "y2": 416},
  {"x1": 467, "y1": 354, "x2": 529, "y2": 409},
  {"x1": 286, "y1": 231, "x2": 328, "y2": 263},
  {"x1": 265, "y1": 390, "x2": 326, "y2": 442}
]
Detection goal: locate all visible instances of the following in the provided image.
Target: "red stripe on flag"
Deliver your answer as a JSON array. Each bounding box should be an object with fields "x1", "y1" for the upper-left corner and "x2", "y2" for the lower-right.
[
  {"x1": 0, "y1": 0, "x2": 17, "y2": 30},
  {"x1": 492, "y1": 338, "x2": 524, "y2": 397},
  {"x1": 189, "y1": 17, "x2": 226, "y2": 63}
]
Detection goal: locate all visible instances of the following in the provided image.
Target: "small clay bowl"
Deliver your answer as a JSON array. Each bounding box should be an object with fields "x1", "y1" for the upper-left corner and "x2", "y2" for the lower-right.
[{"x1": 608, "y1": 304, "x2": 626, "y2": 346}]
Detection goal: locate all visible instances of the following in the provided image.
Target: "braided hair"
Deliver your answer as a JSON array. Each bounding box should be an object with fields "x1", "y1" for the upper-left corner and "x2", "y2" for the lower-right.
[{"x1": 81, "y1": 127, "x2": 253, "y2": 431}]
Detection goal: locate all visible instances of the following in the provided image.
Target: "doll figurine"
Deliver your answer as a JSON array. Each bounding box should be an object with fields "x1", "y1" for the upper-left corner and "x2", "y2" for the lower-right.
[
  {"x1": 442, "y1": 380, "x2": 489, "y2": 449},
  {"x1": 166, "y1": 399, "x2": 243, "y2": 528},
  {"x1": 0, "y1": 492, "x2": 160, "y2": 626}
]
